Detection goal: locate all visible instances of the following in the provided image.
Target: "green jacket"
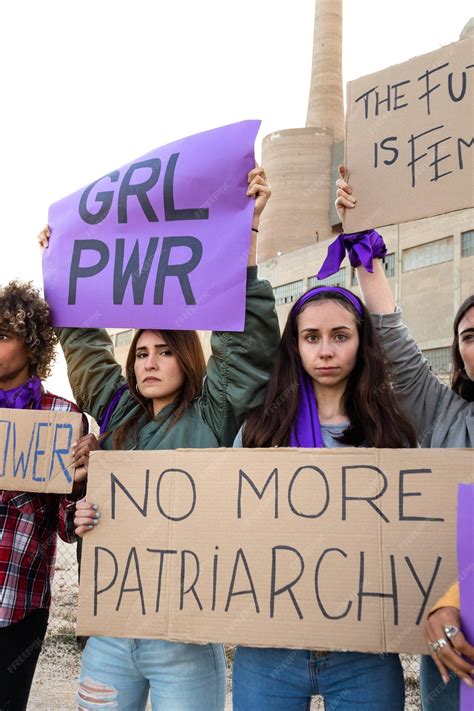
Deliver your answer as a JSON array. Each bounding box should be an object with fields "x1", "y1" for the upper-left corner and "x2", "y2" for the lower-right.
[{"x1": 58, "y1": 267, "x2": 279, "y2": 450}]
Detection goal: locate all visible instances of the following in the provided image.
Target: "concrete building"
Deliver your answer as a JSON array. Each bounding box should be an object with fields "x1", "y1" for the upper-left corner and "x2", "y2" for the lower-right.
[{"x1": 110, "y1": 2, "x2": 473, "y2": 382}]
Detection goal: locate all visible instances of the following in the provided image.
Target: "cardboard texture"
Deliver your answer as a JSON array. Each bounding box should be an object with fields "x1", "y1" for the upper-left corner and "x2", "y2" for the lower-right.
[
  {"x1": 76, "y1": 448, "x2": 473, "y2": 654},
  {"x1": 0, "y1": 408, "x2": 82, "y2": 493},
  {"x1": 344, "y1": 38, "x2": 474, "y2": 232}
]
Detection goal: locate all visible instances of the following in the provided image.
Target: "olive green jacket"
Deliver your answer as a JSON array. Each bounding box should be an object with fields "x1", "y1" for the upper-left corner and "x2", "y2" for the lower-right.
[{"x1": 58, "y1": 267, "x2": 279, "y2": 450}]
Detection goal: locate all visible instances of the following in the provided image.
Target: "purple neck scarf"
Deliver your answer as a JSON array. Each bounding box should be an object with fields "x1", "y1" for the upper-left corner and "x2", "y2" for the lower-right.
[
  {"x1": 0, "y1": 377, "x2": 42, "y2": 410},
  {"x1": 289, "y1": 286, "x2": 364, "y2": 449}
]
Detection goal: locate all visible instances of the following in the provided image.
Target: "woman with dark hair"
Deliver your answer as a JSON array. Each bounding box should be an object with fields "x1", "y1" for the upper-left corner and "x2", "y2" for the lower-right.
[
  {"x1": 334, "y1": 166, "x2": 474, "y2": 710},
  {"x1": 0, "y1": 280, "x2": 89, "y2": 710},
  {"x1": 232, "y1": 283, "x2": 417, "y2": 710},
  {"x1": 39, "y1": 167, "x2": 279, "y2": 710}
]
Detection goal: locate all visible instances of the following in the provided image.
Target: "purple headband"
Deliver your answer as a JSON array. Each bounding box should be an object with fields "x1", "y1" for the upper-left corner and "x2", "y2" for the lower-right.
[{"x1": 291, "y1": 285, "x2": 364, "y2": 320}]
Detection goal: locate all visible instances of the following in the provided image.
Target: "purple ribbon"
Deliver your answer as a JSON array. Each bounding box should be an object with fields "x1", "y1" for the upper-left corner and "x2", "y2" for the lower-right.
[
  {"x1": 0, "y1": 377, "x2": 42, "y2": 410},
  {"x1": 458, "y1": 484, "x2": 474, "y2": 710},
  {"x1": 289, "y1": 285, "x2": 364, "y2": 449},
  {"x1": 317, "y1": 230, "x2": 387, "y2": 280}
]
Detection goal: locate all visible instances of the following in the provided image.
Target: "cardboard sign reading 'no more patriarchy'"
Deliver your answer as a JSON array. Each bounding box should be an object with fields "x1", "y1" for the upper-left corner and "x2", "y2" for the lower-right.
[
  {"x1": 0, "y1": 408, "x2": 82, "y2": 493},
  {"x1": 44, "y1": 120, "x2": 260, "y2": 331},
  {"x1": 76, "y1": 447, "x2": 473, "y2": 654},
  {"x1": 344, "y1": 37, "x2": 474, "y2": 232}
]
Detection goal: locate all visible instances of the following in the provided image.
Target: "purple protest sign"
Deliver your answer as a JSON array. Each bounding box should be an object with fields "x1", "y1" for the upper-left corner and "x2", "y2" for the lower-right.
[
  {"x1": 458, "y1": 484, "x2": 474, "y2": 710},
  {"x1": 44, "y1": 120, "x2": 261, "y2": 330}
]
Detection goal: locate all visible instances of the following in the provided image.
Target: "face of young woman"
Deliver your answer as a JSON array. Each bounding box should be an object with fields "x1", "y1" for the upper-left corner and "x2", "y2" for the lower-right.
[
  {"x1": 0, "y1": 332, "x2": 30, "y2": 389},
  {"x1": 297, "y1": 301, "x2": 360, "y2": 390},
  {"x1": 134, "y1": 331, "x2": 185, "y2": 413},
  {"x1": 458, "y1": 305, "x2": 474, "y2": 380}
]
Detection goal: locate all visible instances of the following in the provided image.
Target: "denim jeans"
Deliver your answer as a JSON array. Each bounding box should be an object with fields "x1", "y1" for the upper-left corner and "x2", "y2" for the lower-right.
[
  {"x1": 420, "y1": 654, "x2": 460, "y2": 710},
  {"x1": 77, "y1": 636, "x2": 226, "y2": 710},
  {"x1": 233, "y1": 646, "x2": 404, "y2": 710}
]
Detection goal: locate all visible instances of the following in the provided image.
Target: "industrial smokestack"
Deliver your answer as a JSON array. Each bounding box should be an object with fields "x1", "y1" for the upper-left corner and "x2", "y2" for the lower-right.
[{"x1": 306, "y1": 0, "x2": 344, "y2": 141}]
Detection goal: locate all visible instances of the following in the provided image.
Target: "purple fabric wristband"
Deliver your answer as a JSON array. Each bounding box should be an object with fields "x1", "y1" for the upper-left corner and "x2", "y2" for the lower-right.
[{"x1": 317, "y1": 230, "x2": 388, "y2": 280}]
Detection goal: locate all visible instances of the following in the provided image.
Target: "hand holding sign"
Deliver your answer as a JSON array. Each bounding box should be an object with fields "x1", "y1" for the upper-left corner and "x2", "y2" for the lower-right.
[
  {"x1": 335, "y1": 165, "x2": 357, "y2": 223},
  {"x1": 425, "y1": 606, "x2": 474, "y2": 686},
  {"x1": 75, "y1": 497, "x2": 101, "y2": 537},
  {"x1": 71, "y1": 433, "x2": 100, "y2": 489}
]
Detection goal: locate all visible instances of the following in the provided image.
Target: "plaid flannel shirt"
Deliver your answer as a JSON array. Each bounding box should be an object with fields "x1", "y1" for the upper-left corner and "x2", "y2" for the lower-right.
[{"x1": 0, "y1": 391, "x2": 86, "y2": 627}]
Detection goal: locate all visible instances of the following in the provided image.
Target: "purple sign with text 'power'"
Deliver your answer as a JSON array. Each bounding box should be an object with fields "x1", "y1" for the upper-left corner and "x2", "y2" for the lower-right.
[{"x1": 44, "y1": 120, "x2": 260, "y2": 330}]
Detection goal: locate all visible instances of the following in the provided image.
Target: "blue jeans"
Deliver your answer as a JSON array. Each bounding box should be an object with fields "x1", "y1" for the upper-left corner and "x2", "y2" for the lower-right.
[
  {"x1": 77, "y1": 636, "x2": 226, "y2": 710},
  {"x1": 420, "y1": 654, "x2": 460, "y2": 710},
  {"x1": 233, "y1": 646, "x2": 404, "y2": 710}
]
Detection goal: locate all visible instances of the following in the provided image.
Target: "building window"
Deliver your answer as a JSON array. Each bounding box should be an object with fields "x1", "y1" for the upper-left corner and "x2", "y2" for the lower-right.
[
  {"x1": 351, "y1": 254, "x2": 395, "y2": 285},
  {"x1": 422, "y1": 346, "x2": 451, "y2": 381},
  {"x1": 461, "y1": 230, "x2": 474, "y2": 258},
  {"x1": 308, "y1": 267, "x2": 346, "y2": 289},
  {"x1": 402, "y1": 237, "x2": 453, "y2": 272},
  {"x1": 115, "y1": 329, "x2": 134, "y2": 348},
  {"x1": 382, "y1": 253, "x2": 396, "y2": 278},
  {"x1": 274, "y1": 280, "x2": 304, "y2": 306}
]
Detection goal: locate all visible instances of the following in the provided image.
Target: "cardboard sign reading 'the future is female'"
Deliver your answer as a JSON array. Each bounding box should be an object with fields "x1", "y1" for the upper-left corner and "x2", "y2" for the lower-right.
[{"x1": 344, "y1": 37, "x2": 473, "y2": 232}]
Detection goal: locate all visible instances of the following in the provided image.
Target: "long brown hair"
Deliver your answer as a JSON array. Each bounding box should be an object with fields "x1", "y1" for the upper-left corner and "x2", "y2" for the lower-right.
[
  {"x1": 243, "y1": 291, "x2": 418, "y2": 448},
  {"x1": 113, "y1": 329, "x2": 206, "y2": 449},
  {"x1": 451, "y1": 294, "x2": 474, "y2": 402}
]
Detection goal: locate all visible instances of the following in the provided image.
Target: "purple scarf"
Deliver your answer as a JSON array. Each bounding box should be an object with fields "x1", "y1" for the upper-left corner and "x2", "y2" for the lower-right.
[
  {"x1": 289, "y1": 286, "x2": 364, "y2": 449},
  {"x1": 0, "y1": 377, "x2": 43, "y2": 410},
  {"x1": 317, "y1": 230, "x2": 387, "y2": 280}
]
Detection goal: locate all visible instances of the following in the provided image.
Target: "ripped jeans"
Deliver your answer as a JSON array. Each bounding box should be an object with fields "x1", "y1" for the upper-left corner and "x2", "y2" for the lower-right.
[{"x1": 77, "y1": 636, "x2": 226, "y2": 710}]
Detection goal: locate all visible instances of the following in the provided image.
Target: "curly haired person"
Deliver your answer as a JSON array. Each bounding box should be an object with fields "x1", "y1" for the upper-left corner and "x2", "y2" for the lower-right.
[{"x1": 0, "y1": 280, "x2": 91, "y2": 711}]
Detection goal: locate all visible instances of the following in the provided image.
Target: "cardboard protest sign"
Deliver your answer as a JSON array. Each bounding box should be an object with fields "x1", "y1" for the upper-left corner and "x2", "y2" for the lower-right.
[
  {"x1": 458, "y1": 484, "x2": 474, "y2": 711},
  {"x1": 76, "y1": 447, "x2": 473, "y2": 654},
  {"x1": 0, "y1": 408, "x2": 82, "y2": 493},
  {"x1": 344, "y1": 38, "x2": 474, "y2": 232},
  {"x1": 44, "y1": 120, "x2": 260, "y2": 330}
]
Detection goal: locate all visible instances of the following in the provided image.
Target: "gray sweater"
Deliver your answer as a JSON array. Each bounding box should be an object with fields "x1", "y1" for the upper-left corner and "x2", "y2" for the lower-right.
[{"x1": 372, "y1": 309, "x2": 474, "y2": 448}]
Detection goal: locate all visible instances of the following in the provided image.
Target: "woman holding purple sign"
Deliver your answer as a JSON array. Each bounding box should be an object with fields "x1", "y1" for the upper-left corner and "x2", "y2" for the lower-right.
[
  {"x1": 332, "y1": 166, "x2": 474, "y2": 711},
  {"x1": 232, "y1": 275, "x2": 417, "y2": 707},
  {"x1": 39, "y1": 167, "x2": 279, "y2": 711}
]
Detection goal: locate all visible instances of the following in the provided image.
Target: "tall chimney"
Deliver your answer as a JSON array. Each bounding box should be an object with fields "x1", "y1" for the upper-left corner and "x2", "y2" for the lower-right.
[
  {"x1": 306, "y1": 0, "x2": 344, "y2": 140},
  {"x1": 258, "y1": 0, "x2": 344, "y2": 262}
]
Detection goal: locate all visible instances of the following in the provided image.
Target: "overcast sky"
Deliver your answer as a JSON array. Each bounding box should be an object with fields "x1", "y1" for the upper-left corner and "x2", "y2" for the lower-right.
[{"x1": 0, "y1": 0, "x2": 471, "y2": 394}]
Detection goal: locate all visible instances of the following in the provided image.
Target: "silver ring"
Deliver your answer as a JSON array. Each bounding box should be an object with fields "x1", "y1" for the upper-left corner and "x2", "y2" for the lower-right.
[
  {"x1": 430, "y1": 638, "x2": 448, "y2": 654},
  {"x1": 444, "y1": 625, "x2": 460, "y2": 641}
]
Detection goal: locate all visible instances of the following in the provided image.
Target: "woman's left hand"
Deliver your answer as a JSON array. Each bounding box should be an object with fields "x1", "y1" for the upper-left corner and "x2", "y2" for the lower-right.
[
  {"x1": 424, "y1": 606, "x2": 474, "y2": 686},
  {"x1": 72, "y1": 433, "x2": 100, "y2": 485},
  {"x1": 247, "y1": 166, "x2": 271, "y2": 224}
]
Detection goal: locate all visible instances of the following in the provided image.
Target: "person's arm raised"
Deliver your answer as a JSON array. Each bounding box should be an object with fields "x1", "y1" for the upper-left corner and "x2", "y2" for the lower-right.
[
  {"x1": 335, "y1": 166, "x2": 395, "y2": 314},
  {"x1": 334, "y1": 166, "x2": 458, "y2": 444},
  {"x1": 200, "y1": 167, "x2": 279, "y2": 445}
]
